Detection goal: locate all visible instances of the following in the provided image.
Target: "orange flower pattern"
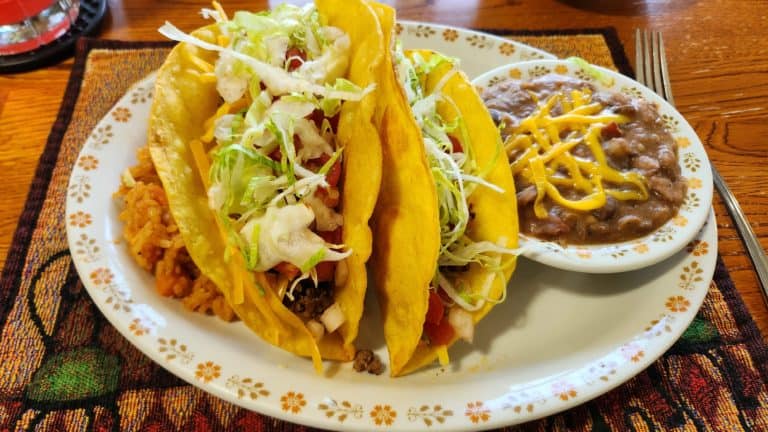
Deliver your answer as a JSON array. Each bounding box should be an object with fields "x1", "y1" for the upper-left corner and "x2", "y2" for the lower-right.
[
  {"x1": 443, "y1": 28, "x2": 458, "y2": 41},
  {"x1": 666, "y1": 295, "x2": 690, "y2": 312},
  {"x1": 68, "y1": 211, "x2": 92, "y2": 228},
  {"x1": 508, "y1": 68, "x2": 522, "y2": 79},
  {"x1": 687, "y1": 240, "x2": 709, "y2": 256},
  {"x1": 633, "y1": 243, "x2": 649, "y2": 254},
  {"x1": 499, "y1": 42, "x2": 516, "y2": 56},
  {"x1": 620, "y1": 343, "x2": 645, "y2": 362},
  {"x1": 552, "y1": 382, "x2": 577, "y2": 401},
  {"x1": 129, "y1": 318, "x2": 148, "y2": 336},
  {"x1": 576, "y1": 249, "x2": 592, "y2": 259},
  {"x1": 281, "y1": 391, "x2": 306, "y2": 414},
  {"x1": 89, "y1": 268, "x2": 113, "y2": 285},
  {"x1": 195, "y1": 361, "x2": 221, "y2": 383},
  {"x1": 676, "y1": 136, "x2": 691, "y2": 148},
  {"x1": 688, "y1": 177, "x2": 702, "y2": 189},
  {"x1": 465, "y1": 401, "x2": 490, "y2": 423},
  {"x1": 554, "y1": 64, "x2": 568, "y2": 74},
  {"x1": 111, "y1": 107, "x2": 132, "y2": 122},
  {"x1": 78, "y1": 155, "x2": 99, "y2": 171},
  {"x1": 673, "y1": 215, "x2": 688, "y2": 227},
  {"x1": 370, "y1": 404, "x2": 397, "y2": 426}
]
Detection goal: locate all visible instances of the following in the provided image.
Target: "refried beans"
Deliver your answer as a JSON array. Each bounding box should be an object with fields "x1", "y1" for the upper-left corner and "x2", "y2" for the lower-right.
[{"x1": 482, "y1": 75, "x2": 687, "y2": 244}]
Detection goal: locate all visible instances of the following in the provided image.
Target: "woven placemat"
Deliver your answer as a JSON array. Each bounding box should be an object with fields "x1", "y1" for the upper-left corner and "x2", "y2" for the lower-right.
[{"x1": 1, "y1": 30, "x2": 766, "y2": 431}]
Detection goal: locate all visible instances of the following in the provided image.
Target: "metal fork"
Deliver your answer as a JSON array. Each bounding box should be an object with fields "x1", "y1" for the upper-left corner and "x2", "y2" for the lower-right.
[{"x1": 635, "y1": 29, "x2": 768, "y2": 301}]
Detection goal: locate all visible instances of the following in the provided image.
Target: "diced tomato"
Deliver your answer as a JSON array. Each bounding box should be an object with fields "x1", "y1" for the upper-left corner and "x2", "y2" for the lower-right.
[
  {"x1": 312, "y1": 228, "x2": 342, "y2": 282},
  {"x1": 325, "y1": 159, "x2": 342, "y2": 187},
  {"x1": 311, "y1": 153, "x2": 341, "y2": 188},
  {"x1": 601, "y1": 122, "x2": 622, "y2": 139},
  {"x1": 285, "y1": 47, "x2": 306, "y2": 71},
  {"x1": 307, "y1": 109, "x2": 325, "y2": 129},
  {"x1": 318, "y1": 227, "x2": 342, "y2": 244},
  {"x1": 449, "y1": 135, "x2": 463, "y2": 153},
  {"x1": 436, "y1": 287, "x2": 452, "y2": 304},
  {"x1": 314, "y1": 261, "x2": 336, "y2": 282},
  {"x1": 294, "y1": 134, "x2": 303, "y2": 150},
  {"x1": 423, "y1": 289, "x2": 453, "y2": 344},
  {"x1": 314, "y1": 186, "x2": 340, "y2": 207},
  {"x1": 315, "y1": 153, "x2": 331, "y2": 164},
  {"x1": 268, "y1": 148, "x2": 282, "y2": 161},
  {"x1": 274, "y1": 262, "x2": 300, "y2": 279},
  {"x1": 425, "y1": 291, "x2": 445, "y2": 325},
  {"x1": 424, "y1": 319, "x2": 455, "y2": 345},
  {"x1": 329, "y1": 113, "x2": 340, "y2": 133},
  {"x1": 306, "y1": 109, "x2": 340, "y2": 133}
]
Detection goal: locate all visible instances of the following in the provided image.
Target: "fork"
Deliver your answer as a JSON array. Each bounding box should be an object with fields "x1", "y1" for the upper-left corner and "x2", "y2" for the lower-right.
[{"x1": 635, "y1": 29, "x2": 768, "y2": 301}]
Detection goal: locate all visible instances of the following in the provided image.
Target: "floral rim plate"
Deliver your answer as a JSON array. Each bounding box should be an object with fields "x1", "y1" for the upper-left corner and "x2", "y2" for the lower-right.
[
  {"x1": 65, "y1": 23, "x2": 716, "y2": 430},
  {"x1": 473, "y1": 60, "x2": 714, "y2": 274}
]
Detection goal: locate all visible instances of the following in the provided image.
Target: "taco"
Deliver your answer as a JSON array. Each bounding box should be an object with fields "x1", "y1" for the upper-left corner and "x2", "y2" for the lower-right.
[
  {"x1": 368, "y1": 4, "x2": 520, "y2": 376},
  {"x1": 144, "y1": 0, "x2": 385, "y2": 371}
]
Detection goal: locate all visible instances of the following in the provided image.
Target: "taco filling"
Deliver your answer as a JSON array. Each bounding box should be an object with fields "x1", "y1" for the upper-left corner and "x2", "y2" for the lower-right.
[
  {"x1": 116, "y1": 0, "x2": 386, "y2": 372},
  {"x1": 393, "y1": 46, "x2": 519, "y2": 352},
  {"x1": 154, "y1": 3, "x2": 374, "y2": 339}
]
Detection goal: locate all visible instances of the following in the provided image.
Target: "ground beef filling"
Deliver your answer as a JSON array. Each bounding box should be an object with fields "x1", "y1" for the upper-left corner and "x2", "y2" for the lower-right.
[
  {"x1": 483, "y1": 75, "x2": 687, "y2": 244},
  {"x1": 282, "y1": 280, "x2": 335, "y2": 321},
  {"x1": 353, "y1": 349, "x2": 384, "y2": 375}
]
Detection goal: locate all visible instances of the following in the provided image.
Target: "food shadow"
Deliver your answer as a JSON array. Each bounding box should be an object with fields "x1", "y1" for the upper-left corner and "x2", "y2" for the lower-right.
[{"x1": 443, "y1": 249, "x2": 685, "y2": 372}]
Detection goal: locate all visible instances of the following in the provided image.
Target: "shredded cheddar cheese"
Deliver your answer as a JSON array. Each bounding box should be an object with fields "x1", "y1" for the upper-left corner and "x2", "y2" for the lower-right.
[
  {"x1": 189, "y1": 139, "x2": 211, "y2": 189},
  {"x1": 211, "y1": 0, "x2": 228, "y2": 21},
  {"x1": 201, "y1": 98, "x2": 251, "y2": 143},
  {"x1": 229, "y1": 259, "x2": 245, "y2": 305},
  {"x1": 436, "y1": 346, "x2": 450, "y2": 366},
  {"x1": 182, "y1": 45, "x2": 215, "y2": 73},
  {"x1": 199, "y1": 72, "x2": 218, "y2": 83},
  {"x1": 507, "y1": 89, "x2": 649, "y2": 218}
]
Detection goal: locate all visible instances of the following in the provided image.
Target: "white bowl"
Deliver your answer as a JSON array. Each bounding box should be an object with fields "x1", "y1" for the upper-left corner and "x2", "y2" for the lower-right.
[{"x1": 472, "y1": 59, "x2": 713, "y2": 273}]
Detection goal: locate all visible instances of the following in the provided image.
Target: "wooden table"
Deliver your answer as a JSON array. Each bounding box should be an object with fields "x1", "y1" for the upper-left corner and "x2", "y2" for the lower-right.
[{"x1": 2, "y1": 0, "x2": 767, "y2": 341}]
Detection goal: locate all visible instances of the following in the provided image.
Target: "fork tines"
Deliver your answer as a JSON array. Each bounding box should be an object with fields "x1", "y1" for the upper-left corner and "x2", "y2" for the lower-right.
[{"x1": 634, "y1": 29, "x2": 675, "y2": 105}]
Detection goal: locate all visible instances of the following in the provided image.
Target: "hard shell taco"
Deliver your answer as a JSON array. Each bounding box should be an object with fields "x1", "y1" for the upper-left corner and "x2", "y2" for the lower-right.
[
  {"x1": 143, "y1": 0, "x2": 385, "y2": 371},
  {"x1": 368, "y1": 3, "x2": 520, "y2": 376}
]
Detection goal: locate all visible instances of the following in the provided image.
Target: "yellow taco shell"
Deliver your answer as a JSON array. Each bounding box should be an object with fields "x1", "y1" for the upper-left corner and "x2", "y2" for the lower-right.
[
  {"x1": 148, "y1": 0, "x2": 385, "y2": 372},
  {"x1": 367, "y1": 18, "x2": 518, "y2": 375}
]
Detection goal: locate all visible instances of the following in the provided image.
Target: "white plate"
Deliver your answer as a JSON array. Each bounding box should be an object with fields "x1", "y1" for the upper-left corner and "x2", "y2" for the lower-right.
[
  {"x1": 65, "y1": 23, "x2": 716, "y2": 430},
  {"x1": 473, "y1": 60, "x2": 714, "y2": 274}
]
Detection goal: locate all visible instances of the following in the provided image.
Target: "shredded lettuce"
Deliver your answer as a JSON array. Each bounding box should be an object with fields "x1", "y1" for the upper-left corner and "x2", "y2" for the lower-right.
[
  {"x1": 567, "y1": 56, "x2": 614, "y2": 87},
  {"x1": 163, "y1": 4, "x2": 355, "y2": 279},
  {"x1": 318, "y1": 148, "x2": 343, "y2": 175},
  {"x1": 242, "y1": 204, "x2": 350, "y2": 273},
  {"x1": 158, "y1": 20, "x2": 373, "y2": 101},
  {"x1": 301, "y1": 248, "x2": 326, "y2": 273},
  {"x1": 247, "y1": 223, "x2": 261, "y2": 269},
  {"x1": 394, "y1": 44, "x2": 519, "y2": 312}
]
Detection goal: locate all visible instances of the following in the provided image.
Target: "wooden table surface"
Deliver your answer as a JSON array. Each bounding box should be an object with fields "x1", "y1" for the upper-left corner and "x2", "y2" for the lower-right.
[{"x1": 1, "y1": 0, "x2": 767, "y2": 341}]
